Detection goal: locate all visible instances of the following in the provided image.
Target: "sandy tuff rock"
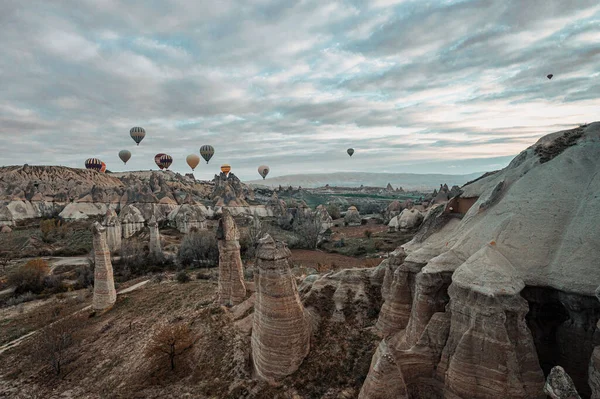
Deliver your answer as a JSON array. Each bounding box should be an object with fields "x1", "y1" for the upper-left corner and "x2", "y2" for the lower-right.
[
  {"x1": 252, "y1": 234, "x2": 310, "y2": 382},
  {"x1": 216, "y1": 208, "x2": 246, "y2": 306},
  {"x1": 544, "y1": 366, "x2": 581, "y2": 399},
  {"x1": 315, "y1": 204, "x2": 333, "y2": 233},
  {"x1": 344, "y1": 206, "x2": 361, "y2": 226},
  {"x1": 91, "y1": 222, "x2": 117, "y2": 312},
  {"x1": 384, "y1": 200, "x2": 402, "y2": 224},
  {"x1": 102, "y1": 209, "x2": 121, "y2": 253},
  {"x1": 148, "y1": 215, "x2": 162, "y2": 257},
  {"x1": 119, "y1": 204, "x2": 145, "y2": 239},
  {"x1": 388, "y1": 209, "x2": 424, "y2": 232},
  {"x1": 167, "y1": 204, "x2": 207, "y2": 233},
  {"x1": 211, "y1": 172, "x2": 249, "y2": 207},
  {"x1": 0, "y1": 225, "x2": 12, "y2": 233}
]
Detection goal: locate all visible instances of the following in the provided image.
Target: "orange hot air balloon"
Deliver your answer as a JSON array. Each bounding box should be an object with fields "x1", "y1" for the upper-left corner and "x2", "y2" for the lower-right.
[
  {"x1": 220, "y1": 164, "x2": 231, "y2": 174},
  {"x1": 100, "y1": 162, "x2": 107, "y2": 173},
  {"x1": 186, "y1": 154, "x2": 200, "y2": 171}
]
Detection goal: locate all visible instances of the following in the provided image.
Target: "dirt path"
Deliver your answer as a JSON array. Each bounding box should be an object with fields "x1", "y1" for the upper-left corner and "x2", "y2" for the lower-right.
[{"x1": 0, "y1": 279, "x2": 150, "y2": 355}]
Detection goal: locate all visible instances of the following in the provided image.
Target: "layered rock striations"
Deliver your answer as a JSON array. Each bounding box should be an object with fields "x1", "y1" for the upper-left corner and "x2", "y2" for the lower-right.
[
  {"x1": 102, "y1": 209, "x2": 121, "y2": 253},
  {"x1": 252, "y1": 234, "x2": 310, "y2": 382},
  {"x1": 216, "y1": 208, "x2": 246, "y2": 306},
  {"x1": 211, "y1": 172, "x2": 249, "y2": 207},
  {"x1": 167, "y1": 204, "x2": 207, "y2": 233},
  {"x1": 148, "y1": 215, "x2": 162, "y2": 258},
  {"x1": 91, "y1": 222, "x2": 117, "y2": 312},
  {"x1": 119, "y1": 204, "x2": 145, "y2": 239}
]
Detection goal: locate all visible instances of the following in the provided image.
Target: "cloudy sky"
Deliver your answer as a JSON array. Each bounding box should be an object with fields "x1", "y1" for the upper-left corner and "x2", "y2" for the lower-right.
[{"x1": 1, "y1": 0, "x2": 599, "y2": 181}]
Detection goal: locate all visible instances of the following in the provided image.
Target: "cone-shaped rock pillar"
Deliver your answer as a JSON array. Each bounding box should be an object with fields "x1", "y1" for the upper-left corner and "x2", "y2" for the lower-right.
[
  {"x1": 92, "y1": 222, "x2": 116, "y2": 312},
  {"x1": 102, "y1": 209, "x2": 121, "y2": 253},
  {"x1": 216, "y1": 208, "x2": 246, "y2": 306},
  {"x1": 251, "y1": 234, "x2": 310, "y2": 382}
]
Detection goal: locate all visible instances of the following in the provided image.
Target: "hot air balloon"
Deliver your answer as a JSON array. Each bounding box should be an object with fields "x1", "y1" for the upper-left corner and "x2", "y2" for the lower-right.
[
  {"x1": 258, "y1": 165, "x2": 270, "y2": 179},
  {"x1": 221, "y1": 164, "x2": 231, "y2": 174},
  {"x1": 159, "y1": 154, "x2": 173, "y2": 170},
  {"x1": 154, "y1": 153, "x2": 166, "y2": 170},
  {"x1": 186, "y1": 154, "x2": 200, "y2": 171},
  {"x1": 130, "y1": 127, "x2": 146, "y2": 145},
  {"x1": 85, "y1": 158, "x2": 103, "y2": 172},
  {"x1": 119, "y1": 150, "x2": 131, "y2": 164},
  {"x1": 100, "y1": 162, "x2": 107, "y2": 173},
  {"x1": 347, "y1": 148, "x2": 354, "y2": 157},
  {"x1": 200, "y1": 145, "x2": 214, "y2": 163},
  {"x1": 547, "y1": 74, "x2": 553, "y2": 80}
]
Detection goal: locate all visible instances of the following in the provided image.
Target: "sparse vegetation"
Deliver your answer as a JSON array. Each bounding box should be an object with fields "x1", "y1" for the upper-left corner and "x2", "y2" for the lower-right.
[
  {"x1": 145, "y1": 323, "x2": 194, "y2": 371},
  {"x1": 292, "y1": 211, "x2": 322, "y2": 249},
  {"x1": 177, "y1": 230, "x2": 218, "y2": 268},
  {"x1": 175, "y1": 270, "x2": 191, "y2": 283},
  {"x1": 326, "y1": 204, "x2": 342, "y2": 219},
  {"x1": 8, "y1": 258, "x2": 50, "y2": 295},
  {"x1": 364, "y1": 230, "x2": 372, "y2": 239},
  {"x1": 32, "y1": 315, "x2": 83, "y2": 377}
]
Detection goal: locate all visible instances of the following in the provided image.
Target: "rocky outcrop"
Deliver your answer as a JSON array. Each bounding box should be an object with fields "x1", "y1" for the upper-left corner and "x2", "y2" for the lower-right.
[
  {"x1": 544, "y1": 366, "x2": 581, "y2": 399},
  {"x1": 167, "y1": 204, "x2": 207, "y2": 233},
  {"x1": 102, "y1": 209, "x2": 121, "y2": 253},
  {"x1": 0, "y1": 206, "x2": 13, "y2": 226},
  {"x1": 388, "y1": 209, "x2": 424, "y2": 232},
  {"x1": 384, "y1": 200, "x2": 402, "y2": 224},
  {"x1": 0, "y1": 225, "x2": 12, "y2": 233},
  {"x1": 344, "y1": 206, "x2": 361, "y2": 226},
  {"x1": 252, "y1": 234, "x2": 310, "y2": 382},
  {"x1": 91, "y1": 222, "x2": 117, "y2": 312},
  {"x1": 590, "y1": 288, "x2": 600, "y2": 399},
  {"x1": 119, "y1": 204, "x2": 145, "y2": 238},
  {"x1": 267, "y1": 192, "x2": 287, "y2": 217},
  {"x1": 211, "y1": 172, "x2": 249, "y2": 207},
  {"x1": 216, "y1": 208, "x2": 246, "y2": 306},
  {"x1": 315, "y1": 204, "x2": 333, "y2": 233},
  {"x1": 148, "y1": 215, "x2": 162, "y2": 258}
]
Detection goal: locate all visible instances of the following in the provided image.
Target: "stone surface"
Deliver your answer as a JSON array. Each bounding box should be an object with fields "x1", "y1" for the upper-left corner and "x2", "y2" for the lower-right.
[
  {"x1": 91, "y1": 222, "x2": 117, "y2": 312},
  {"x1": 315, "y1": 204, "x2": 333, "y2": 233},
  {"x1": 590, "y1": 339, "x2": 600, "y2": 399},
  {"x1": 0, "y1": 225, "x2": 11, "y2": 233},
  {"x1": 167, "y1": 204, "x2": 207, "y2": 233},
  {"x1": 102, "y1": 209, "x2": 121, "y2": 253},
  {"x1": 119, "y1": 204, "x2": 145, "y2": 239},
  {"x1": 148, "y1": 215, "x2": 162, "y2": 257},
  {"x1": 544, "y1": 366, "x2": 581, "y2": 399},
  {"x1": 211, "y1": 172, "x2": 249, "y2": 207},
  {"x1": 216, "y1": 208, "x2": 246, "y2": 306},
  {"x1": 344, "y1": 206, "x2": 361, "y2": 226},
  {"x1": 252, "y1": 234, "x2": 310, "y2": 382}
]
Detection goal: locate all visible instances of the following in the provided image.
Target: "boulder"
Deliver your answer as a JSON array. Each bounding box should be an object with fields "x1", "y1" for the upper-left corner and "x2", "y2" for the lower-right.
[
  {"x1": 252, "y1": 234, "x2": 310, "y2": 382},
  {"x1": 344, "y1": 206, "x2": 361, "y2": 226},
  {"x1": 0, "y1": 225, "x2": 12, "y2": 233},
  {"x1": 544, "y1": 366, "x2": 581, "y2": 399}
]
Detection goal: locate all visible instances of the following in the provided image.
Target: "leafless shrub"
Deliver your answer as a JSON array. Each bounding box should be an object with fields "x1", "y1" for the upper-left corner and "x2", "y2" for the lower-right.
[
  {"x1": 177, "y1": 230, "x2": 218, "y2": 268},
  {"x1": 292, "y1": 211, "x2": 322, "y2": 250},
  {"x1": 145, "y1": 323, "x2": 194, "y2": 371},
  {"x1": 32, "y1": 316, "x2": 84, "y2": 377}
]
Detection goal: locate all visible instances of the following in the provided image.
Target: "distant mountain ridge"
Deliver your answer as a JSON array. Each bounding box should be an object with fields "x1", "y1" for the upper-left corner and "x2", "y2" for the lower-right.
[{"x1": 246, "y1": 171, "x2": 484, "y2": 191}]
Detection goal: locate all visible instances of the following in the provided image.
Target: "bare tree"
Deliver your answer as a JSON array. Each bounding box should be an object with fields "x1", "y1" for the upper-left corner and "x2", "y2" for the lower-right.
[
  {"x1": 246, "y1": 212, "x2": 268, "y2": 258},
  {"x1": 33, "y1": 316, "x2": 82, "y2": 377},
  {"x1": 145, "y1": 323, "x2": 194, "y2": 371},
  {"x1": 293, "y1": 210, "x2": 322, "y2": 250}
]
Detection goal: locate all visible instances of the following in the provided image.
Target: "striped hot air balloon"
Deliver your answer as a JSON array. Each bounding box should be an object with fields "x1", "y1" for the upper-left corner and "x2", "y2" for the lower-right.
[
  {"x1": 258, "y1": 165, "x2": 270, "y2": 179},
  {"x1": 220, "y1": 164, "x2": 231, "y2": 174},
  {"x1": 154, "y1": 153, "x2": 165, "y2": 170},
  {"x1": 200, "y1": 145, "x2": 214, "y2": 163},
  {"x1": 159, "y1": 154, "x2": 173, "y2": 170},
  {"x1": 85, "y1": 158, "x2": 103, "y2": 172},
  {"x1": 130, "y1": 127, "x2": 146, "y2": 145}
]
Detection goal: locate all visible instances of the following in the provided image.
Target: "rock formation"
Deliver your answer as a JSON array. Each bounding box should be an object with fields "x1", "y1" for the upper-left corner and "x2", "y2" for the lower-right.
[
  {"x1": 589, "y1": 287, "x2": 600, "y2": 399},
  {"x1": 544, "y1": 366, "x2": 581, "y2": 399},
  {"x1": 315, "y1": 204, "x2": 333, "y2": 233},
  {"x1": 0, "y1": 225, "x2": 12, "y2": 233},
  {"x1": 211, "y1": 172, "x2": 249, "y2": 207},
  {"x1": 102, "y1": 209, "x2": 121, "y2": 253},
  {"x1": 91, "y1": 222, "x2": 117, "y2": 312},
  {"x1": 388, "y1": 208, "x2": 424, "y2": 232},
  {"x1": 148, "y1": 215, "x2": 162, "y2": 258},
  {"x1": 344, "y1": 206, "x2": 361, "y2": 226},
  {"x1": 119, "y1": 204, "x2": 145, "y2": 238},
  {"x1": 384, "y1": 200, "x2": 402, "y2": 224},
  {"x1": 267, "y1": 192, "x2": 287, "y2": 217},
  {"x1": 252, "y1": 234, "x2": 310, "y2": 382},
  {"x1": 167, "y1": 204, "x2": 207, "y2": 233},
  {"x1": 216, "y1": 208, "x2": 246, "y2": 306}
]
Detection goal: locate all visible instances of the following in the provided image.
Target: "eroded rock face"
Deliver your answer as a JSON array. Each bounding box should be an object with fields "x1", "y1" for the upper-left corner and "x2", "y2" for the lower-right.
[
  {"x1": 167, "y1": 204, "x2": 207, "y2": 233},
  {"x1": 216, "y1": 208, "x2": 246, "y2": 306},
  {"x1": 91, "y1": 222, "x2": 116, "y2": 312},
  {"x1": 437, "y1": 245, "x2": 545, "y2": 399},
  {"x1": 344, "y1": 206, "x2": 361, "y2": 226},
  {"x1": 544, "y1": 366, "x2": 581, "y2": 399},
  {"x1": 211, "y1": 172, "x2": 249, "y2": 207},
  {"x1": 102, "y1": 209, "x2": 121, "y2": 253},
  {"x1": 119, "y1": 204, "x2": 145, "y2": 239},
  {"x1": 315, "y1": 204, "x2": 333, "y2": 233},
  {"x1": 148, "y1": 215, "x2": 162, "y2": 257},
  {"x1": 252, "y1": 234, "x2": 310, "y2": 382}
]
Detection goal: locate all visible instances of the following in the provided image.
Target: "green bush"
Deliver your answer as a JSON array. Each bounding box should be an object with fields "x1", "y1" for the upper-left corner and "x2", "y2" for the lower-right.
[
  {"x1": 175, "y1": 271, "x2": 191, "y2": 283},
  {"x1": 326, "y1": 204, "x2": 342, "y2": 220}
]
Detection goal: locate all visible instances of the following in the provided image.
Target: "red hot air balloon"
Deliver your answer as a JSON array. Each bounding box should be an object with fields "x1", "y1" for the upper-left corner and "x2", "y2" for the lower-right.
[{"x1": 154, "y1": 153, "x2": 165, "y2": 170}]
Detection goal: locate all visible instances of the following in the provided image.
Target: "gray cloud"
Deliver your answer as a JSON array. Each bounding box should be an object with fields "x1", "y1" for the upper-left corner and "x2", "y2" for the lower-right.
[{"x1": 0, "y1": 0, "x2": 598, "y2": 181}]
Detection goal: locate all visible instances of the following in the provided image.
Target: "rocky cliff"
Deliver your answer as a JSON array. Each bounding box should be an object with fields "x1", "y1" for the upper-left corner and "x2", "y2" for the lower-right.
[{"x1": 360, "y1": 123, "x2": 600, "y2": 398}]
